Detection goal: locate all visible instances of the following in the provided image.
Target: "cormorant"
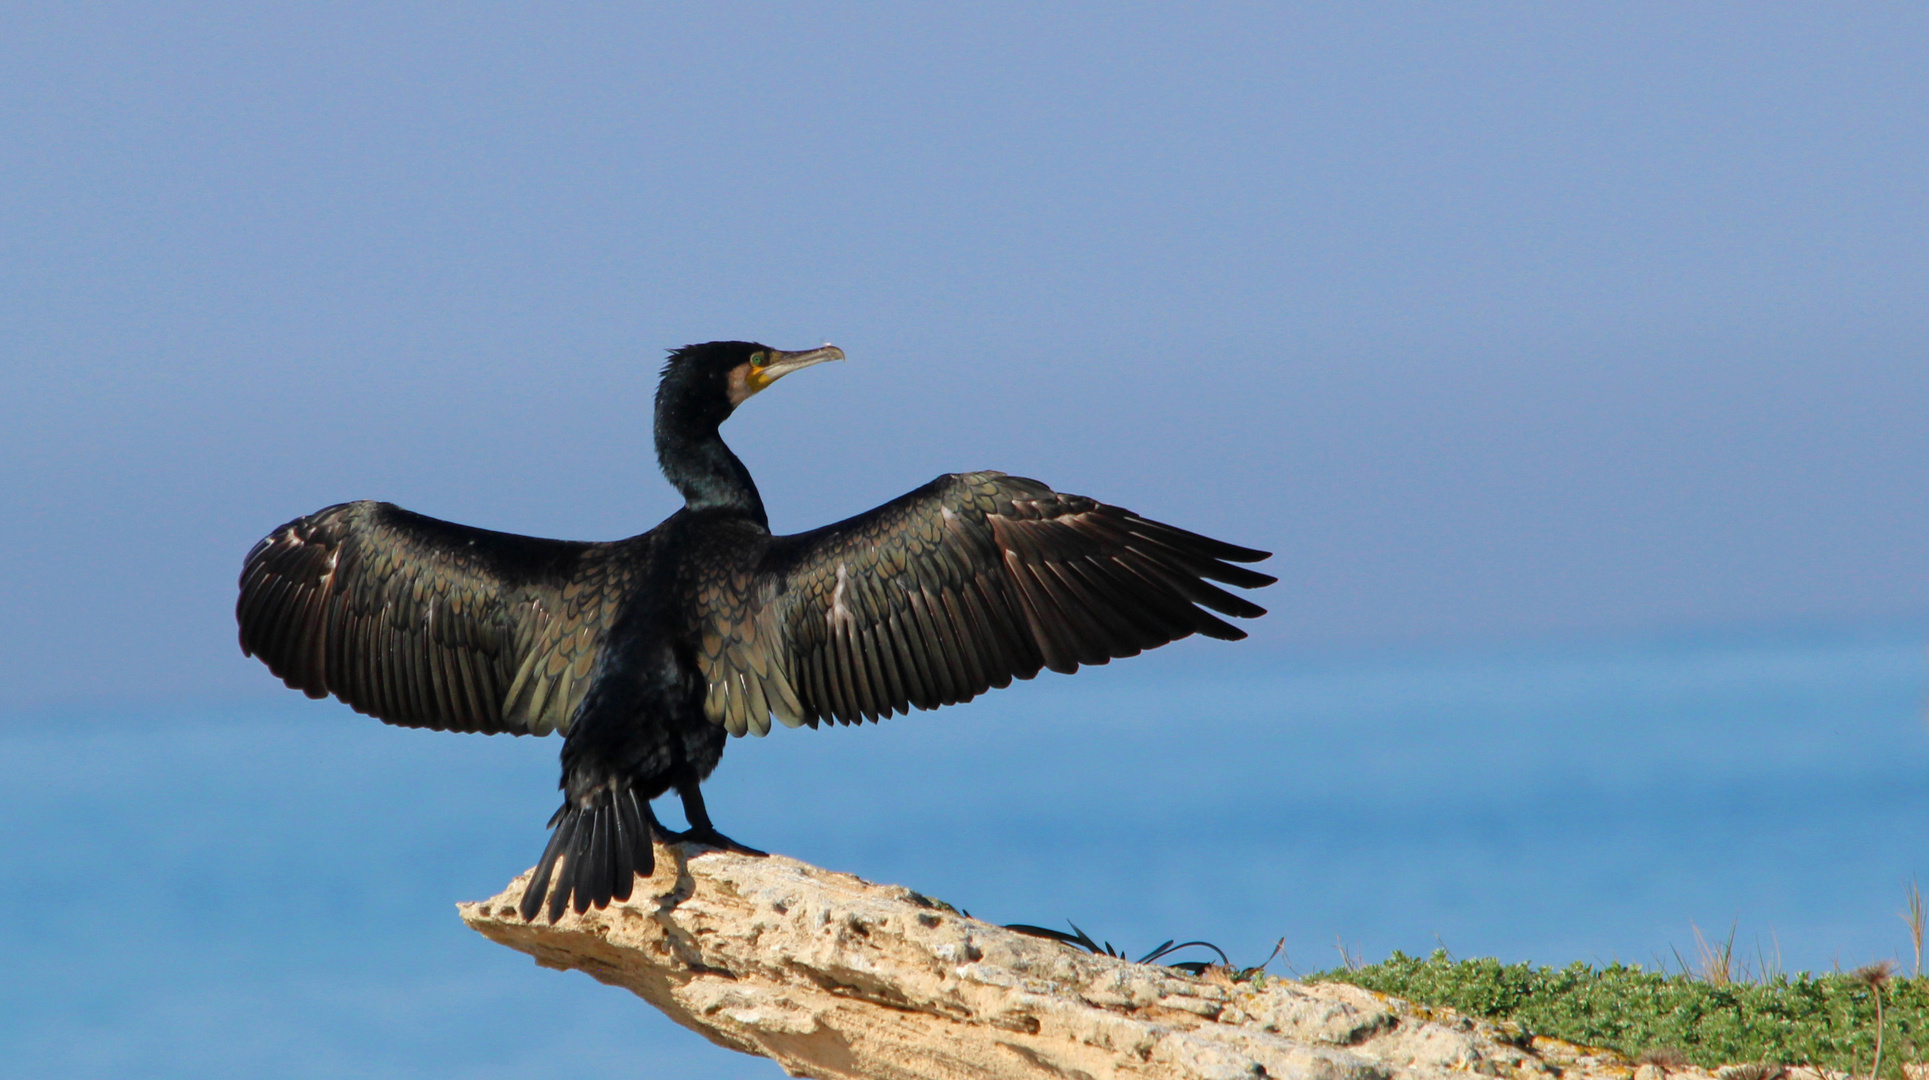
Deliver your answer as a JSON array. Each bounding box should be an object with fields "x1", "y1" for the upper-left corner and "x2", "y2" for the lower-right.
[{"x1": 237, "y1": 341, "x2": 1275, "y2": 922}]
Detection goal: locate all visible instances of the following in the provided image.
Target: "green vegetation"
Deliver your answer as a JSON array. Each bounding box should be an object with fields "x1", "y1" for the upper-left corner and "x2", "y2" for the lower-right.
[{"x1": 1309, "y1": 951, "x2": 1927, "y2": 1076}]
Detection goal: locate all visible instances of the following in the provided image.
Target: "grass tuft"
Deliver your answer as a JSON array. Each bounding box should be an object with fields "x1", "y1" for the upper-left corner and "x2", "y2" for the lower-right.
[
  {"x1": 1693, "y1": 923, "x2": 1739, "y2": 987},
  {"x1": 1002, "y1": 920, "x2": 1237, "y2": 975},
  {"x1": 1904, "y1": 881, "x2": 1925, "y2": 981}
]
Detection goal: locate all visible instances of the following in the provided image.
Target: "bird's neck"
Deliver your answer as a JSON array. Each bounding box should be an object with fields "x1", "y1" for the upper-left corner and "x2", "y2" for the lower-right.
[{"x1": 656, "y1": 422, "x2": 768, "y2": 526}]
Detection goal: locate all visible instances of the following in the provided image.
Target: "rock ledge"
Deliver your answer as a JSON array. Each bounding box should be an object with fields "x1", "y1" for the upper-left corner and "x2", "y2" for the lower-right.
[{"x1": 459, "y1": 847, "x2": 1807, "y2": 1080}]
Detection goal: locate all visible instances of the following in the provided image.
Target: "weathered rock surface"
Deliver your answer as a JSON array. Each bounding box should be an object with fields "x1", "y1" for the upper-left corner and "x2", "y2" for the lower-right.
[{"x1": 459, "y1": 847, "x2": 1823, "y2": 1080}]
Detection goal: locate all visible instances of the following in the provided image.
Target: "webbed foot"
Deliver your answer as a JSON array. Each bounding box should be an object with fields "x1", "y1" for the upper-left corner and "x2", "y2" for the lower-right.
[
  {"x1": 669, "y1": 778, "x2": 767, "y2": 856},
  {"x1": 664, "y1": 826, "x2": 767, "y2": 857}
]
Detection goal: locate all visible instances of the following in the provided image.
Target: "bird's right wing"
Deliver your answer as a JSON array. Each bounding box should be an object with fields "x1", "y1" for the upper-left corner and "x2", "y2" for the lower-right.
[
  {"x1": 694, "y1": 472, "x2": 1275, "y2": 736},
  {"x1": 237, "y1": 501, "x2": 642, "y2": 736}
]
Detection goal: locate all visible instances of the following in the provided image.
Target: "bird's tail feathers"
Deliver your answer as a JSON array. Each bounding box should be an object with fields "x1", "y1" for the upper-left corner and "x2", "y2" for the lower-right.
[{"x1": 519, "y1": 785, "x2": 657, "y2": 922}]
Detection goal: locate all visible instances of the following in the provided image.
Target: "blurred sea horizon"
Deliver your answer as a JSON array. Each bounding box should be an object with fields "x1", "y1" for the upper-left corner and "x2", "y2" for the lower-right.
[{"x1": 4, "y1": 620, "x2": 1925, "y2": 1078}]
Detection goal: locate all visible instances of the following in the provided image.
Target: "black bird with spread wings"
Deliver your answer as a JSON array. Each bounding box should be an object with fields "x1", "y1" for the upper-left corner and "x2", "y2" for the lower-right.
[{"x1": 237, "y1": 342, "x2": 1275, "y2": 921}]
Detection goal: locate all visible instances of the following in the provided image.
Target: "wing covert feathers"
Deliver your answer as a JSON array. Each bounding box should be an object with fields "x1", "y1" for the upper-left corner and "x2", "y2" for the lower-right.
[
  {"x1": 236, "y1": 501, "x2": 637, "y2": 736},
  {"x1": 696, "y1": 472, "x2": 1275, "y2": 734}
]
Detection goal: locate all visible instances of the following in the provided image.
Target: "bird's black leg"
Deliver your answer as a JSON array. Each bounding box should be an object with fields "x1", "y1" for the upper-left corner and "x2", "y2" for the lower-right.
[
  {"x1": 667, "y1": 780, "x2": 767, "y2": 856},
  {"x1": 638, "y1": 792, "x2": 669, "y2": 842}
]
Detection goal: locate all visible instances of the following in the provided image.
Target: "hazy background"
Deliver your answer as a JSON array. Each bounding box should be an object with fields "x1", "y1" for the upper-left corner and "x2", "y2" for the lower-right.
[
  {"x1": 4, "y1": 2, "x2": 1927, "y2": 710},
  {"x1": 4, "y1": 4, "x2": 1928, "y2": 1077}
]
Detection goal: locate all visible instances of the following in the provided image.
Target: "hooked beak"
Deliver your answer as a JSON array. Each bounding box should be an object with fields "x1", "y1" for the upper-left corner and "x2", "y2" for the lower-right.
[{"x1": 748, "y1": 344, "x2": 845, "y2": 391}]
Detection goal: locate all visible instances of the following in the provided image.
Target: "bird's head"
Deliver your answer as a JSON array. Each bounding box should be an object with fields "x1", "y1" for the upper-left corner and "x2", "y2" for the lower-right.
[{"x1": 655, "y1": 340, "x2": 846, "y2": 430}]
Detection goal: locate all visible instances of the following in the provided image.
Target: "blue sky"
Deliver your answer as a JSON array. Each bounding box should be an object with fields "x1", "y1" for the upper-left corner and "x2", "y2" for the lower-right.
[{"x1": 4, "y1": 4, "x2": 1926, "y2": 707}]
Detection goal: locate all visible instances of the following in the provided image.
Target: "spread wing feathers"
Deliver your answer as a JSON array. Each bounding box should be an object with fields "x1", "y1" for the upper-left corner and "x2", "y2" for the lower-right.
[
  {"x1": 236, "y1": 500, "x2": 642, "y2": 737},
  {"x1": 695, "y1": 472, "x2": 1275, "y2": 736}
]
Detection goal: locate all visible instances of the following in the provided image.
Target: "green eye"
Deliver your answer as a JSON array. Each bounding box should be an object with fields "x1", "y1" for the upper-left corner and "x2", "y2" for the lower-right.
[{"x1": 748, "y1": 351, "x2": 767, "y2": 367}]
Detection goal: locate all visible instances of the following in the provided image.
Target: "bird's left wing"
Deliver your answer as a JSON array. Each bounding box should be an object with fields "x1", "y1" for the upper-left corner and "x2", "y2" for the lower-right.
[
  {"x1": 238, "y1": 501, "x2": 640, "y2": 736},
  {"x1": 693, "y1": 471, "x2": 1275, "y2": 736}
]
